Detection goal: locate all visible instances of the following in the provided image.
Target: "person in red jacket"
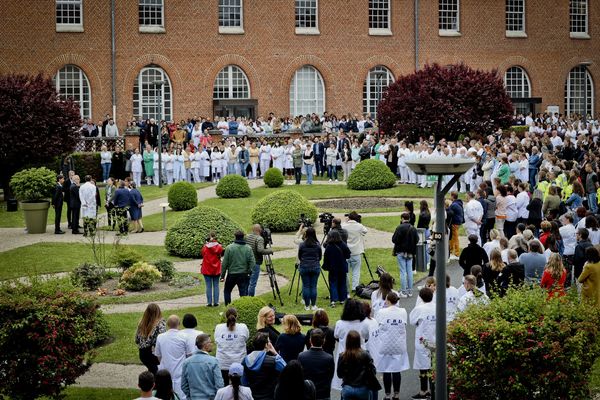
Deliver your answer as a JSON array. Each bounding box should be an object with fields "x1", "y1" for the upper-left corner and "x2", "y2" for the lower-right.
[
  {"x1": 541, "y1": 253, "x2": 567, "y2": 299},
  {"x1": 201, "y1": 231, "x2": 224, "y2": 307}
]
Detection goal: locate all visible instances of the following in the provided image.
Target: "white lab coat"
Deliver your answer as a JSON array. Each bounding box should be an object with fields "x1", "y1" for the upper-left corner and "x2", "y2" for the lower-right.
[
  {"x1": 332, "y1": 319, "x2": 371, "y2": 390},
  {"x1": 271, "y1": 146, "x2": 285, "y2": 171},
  {"x1": 409, "y1": 301, "x2": 436, "y2": 370},
  {"x1": 370, "y1": 289, "x2": 399, "y2": 317},
  {"x1": 154, "y1": 329, "x2": 188, "y2": 400},
  {"x1": 371, "y1": 305, "x2": 410, "y2": 373},
  {"x1": 131, "y1": 153, "x2": 143, "y2": 173},
  {"x1": 79, "y1": 182, "x2": 97, "y2": 218}
]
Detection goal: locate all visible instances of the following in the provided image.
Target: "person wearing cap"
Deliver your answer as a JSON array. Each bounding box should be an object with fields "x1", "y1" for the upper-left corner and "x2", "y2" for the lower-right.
[
  {"x1": 342, "y1": 211, "x2": 368, "y2": 293},
  {"x1": 181, "y1": 333, "x2": 224, "y2": 400},
  {"x1": 214, "y1": 363, "x2": 252, "y2": 400}
]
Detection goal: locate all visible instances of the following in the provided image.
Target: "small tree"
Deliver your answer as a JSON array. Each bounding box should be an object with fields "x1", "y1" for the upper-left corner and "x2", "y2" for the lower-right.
[
  {"x1": 0, "y1": 74, "x2": 81, "y2": 197},
  {"x1": 377, "y1": 63, "x2": 514, "y2": 142}
]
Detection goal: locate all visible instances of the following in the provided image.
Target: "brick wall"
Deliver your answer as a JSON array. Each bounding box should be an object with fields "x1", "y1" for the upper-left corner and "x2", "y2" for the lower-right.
[{"x1": 1, "y1": 0, "x2": 598, "y2": 123}]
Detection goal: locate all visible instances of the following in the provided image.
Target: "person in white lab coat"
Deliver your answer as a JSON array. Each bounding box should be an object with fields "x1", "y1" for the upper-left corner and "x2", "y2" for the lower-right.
[
  {"x1": 370, "y1": 272, "x2": 398, "y2": 317},
  {"x1": 154, "y1": 315, "x2": 188, "y2": 400},
  {"x1": 79, "y1": 175, "x2": 97, "y2": 236},
  {"x1": 371, "y1": 292, "x2": 410, "y2": 400},
  {"x1": 457, "y1": 274, "x2": 490, "y2": 312},
  {"x1": 409, "y1": 287, "x2": 436, "y2": 399},
  {"x1": 271, "y1": 141, "x2": 285, "y2": 172},
  {"x1": 464, "y1": 191, "x2": 484, "y2": 245},
  {"x1": 131, "y1": 148, "x2": 143, "y2": 187}
]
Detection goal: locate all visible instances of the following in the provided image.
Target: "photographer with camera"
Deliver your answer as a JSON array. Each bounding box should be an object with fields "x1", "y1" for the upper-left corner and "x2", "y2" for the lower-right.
[
  {"x1": 220, "y1": 230, "x2": 256, "y2": 306},
  {"x1": 342, "y1": 211, "x2": 368, "y2": 293},
  {"x1": 245, "y1": 224, "x2": 274, "y2": 296},
  {"x1": 324, "y1": 217, "x2": 348, "y2": 246},
  {"x1": 298, "y1": 227, "x2": 323, "y2": 311}
]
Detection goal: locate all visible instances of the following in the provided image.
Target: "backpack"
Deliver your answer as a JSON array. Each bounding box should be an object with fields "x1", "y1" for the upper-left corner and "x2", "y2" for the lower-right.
[{"x1": 355, "y1": 281, "x2": 380, "y2": 299}]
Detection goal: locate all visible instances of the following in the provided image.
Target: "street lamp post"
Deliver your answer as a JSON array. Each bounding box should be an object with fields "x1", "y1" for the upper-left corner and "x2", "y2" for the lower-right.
[
  {"x1": 405, "y1": 156, "x2": 475, "y2": 400},
  {"x1": 152, "y1": 80, "x2": 166, "y2": 188}
]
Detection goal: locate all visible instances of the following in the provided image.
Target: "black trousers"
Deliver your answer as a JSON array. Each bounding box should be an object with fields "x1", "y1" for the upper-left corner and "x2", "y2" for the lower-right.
[
  {"x1": 67, "y1": 204, "x2": 73, "y2": 228},
  {"x1": 71, "y1": 207, "x2": 80, "y2": 233},
  {"x1": 139, "y1": 347, "x2": 159, "y2": 374},
  {"x1": 54, "y1": 203, "x2": 63, "y2": 232},
  {"x1": 223, "y1": 273, "x2": 249, "y2": 305}
]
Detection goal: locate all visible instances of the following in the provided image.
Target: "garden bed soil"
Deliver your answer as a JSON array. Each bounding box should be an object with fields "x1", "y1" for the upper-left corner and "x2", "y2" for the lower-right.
[
  {"x1": 313, "y1": 197, "x2": 406, "y2": 210},
  {"x1": 85, "y1": 276, "x2": 201, "y2": 299}
]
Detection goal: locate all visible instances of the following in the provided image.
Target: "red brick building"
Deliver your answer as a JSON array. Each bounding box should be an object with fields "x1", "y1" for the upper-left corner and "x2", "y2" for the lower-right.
[{"x1": 0, "y1": 0, "x2": 597, "y2": 124}]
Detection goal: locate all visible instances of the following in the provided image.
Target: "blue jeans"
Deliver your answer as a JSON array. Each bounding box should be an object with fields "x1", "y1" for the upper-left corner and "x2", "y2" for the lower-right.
[
  {"x1": 328, "y1": 165, "x2": 337, "y2": 180},
  {"x1": 341, "y1": 385, "x2": 371, "y2": 400},
  {"x1": 239, "y1": 162, "x2": 249, "y2": 177},
  {"x1": 397, "y1": 254, "x2": 414, "y2": 295},
  {"x1": 305, "y1": 164, "x2": 314, "y2": 184},
  {"x1": 348, "y1": 255, "x2": 362, "y2": 291},
  {"x1": 227, "y1": 163, "x2": 236, "y2": 175},
  {"x1": 328, "y1": 269, "x2": 347, "y2": 302},
  {"x1": 299, "y1": 267, "x2": 320, "y2": 306},
  {"x1": 589, "y1": 192, "x2": 598, "y2": 213},
  {"x1": 529, "y1": 169, "x2": 537, "y2": 190},
  {"x1": 203, "y1": 275, "x2": 220, "y2": 305},
  {"x1": 102, "y1": 163, "x2": 111, "y2": 181},
  {"x1": 248, "y1": 264, "x2": 261, "y2": 296}
]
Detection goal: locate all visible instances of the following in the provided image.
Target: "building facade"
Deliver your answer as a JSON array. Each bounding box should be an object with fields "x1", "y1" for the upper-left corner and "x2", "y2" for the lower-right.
[{"x1": 0, "y1": 0, "x2": 597, "y2": 124}]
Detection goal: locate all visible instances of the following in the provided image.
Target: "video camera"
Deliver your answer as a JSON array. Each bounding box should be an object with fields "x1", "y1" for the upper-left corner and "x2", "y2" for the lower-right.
[
  {"x1": 319, "y1": 212, "x2": 334, "y2": 235},
  {"x1": 260, "y1": 225, "x2": 273, "y2": 247},
  {"x1": 298, "y1": 213, "x2": 312, "y2": 228},
  {"x1": 344, "y1": 212, "x2": 362, "y2": 223}
]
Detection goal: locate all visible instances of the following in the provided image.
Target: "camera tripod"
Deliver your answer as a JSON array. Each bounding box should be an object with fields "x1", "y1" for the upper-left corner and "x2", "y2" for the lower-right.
[
  {"x1": 264, "y1": 252, "x2": 284, "y2": 306},
  {"x1": 288, "y1": 262, "x2": 331, "y2": 304}
]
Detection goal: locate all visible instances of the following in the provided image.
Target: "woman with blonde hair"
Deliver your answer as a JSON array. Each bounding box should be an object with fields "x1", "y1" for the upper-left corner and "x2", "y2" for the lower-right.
[
  {"x1": 483, "y1": 249, "x2": 506, "y2": 298},
  {"x1": 257, "y1": 306, "x2": 280, "y2": 344},
  {"x1": 541, "y1": 253, "x2": 567, "y2": 298},
  {"x1": 135, "y1": 303, "x2": 166, "y2": 374},
  {"x1": 275, "y1": 315, "x2": 306, "y2": 363}
]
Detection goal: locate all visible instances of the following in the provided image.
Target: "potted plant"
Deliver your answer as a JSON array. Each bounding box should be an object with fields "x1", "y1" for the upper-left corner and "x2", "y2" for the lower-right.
[{"x1": 10, "y1": 167, "x2": 56, "y2": 234}]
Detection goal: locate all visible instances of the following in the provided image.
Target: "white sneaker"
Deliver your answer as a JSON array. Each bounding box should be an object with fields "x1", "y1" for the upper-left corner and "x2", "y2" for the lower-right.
[
  {"x1": 328, "y1": 179, "x2": 332, "y2": 182},
  {"x1": 399, "y1": 293, "x2": 408, "y2": 299},
  {"x1": 335, "y1": 179, "x2": 338, "y2": 182},
  {"x1": 311, "y1": 305, "x2": 318, "y2": 311},
  {"x1": 413, "y1": 270, "x2": 417, "y2": 275},
  {"x1": 305, "y1": 306, "x2": 310, "y2": 311}
]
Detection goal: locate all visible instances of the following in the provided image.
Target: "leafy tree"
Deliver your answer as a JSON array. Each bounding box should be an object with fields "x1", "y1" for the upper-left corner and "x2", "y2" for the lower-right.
[
  {"x1": 0, "y1": 74, "x2": 81, "y2": 196},
  {"x1": 377, "y1": 63, "x2": 514, "y2": 142}
]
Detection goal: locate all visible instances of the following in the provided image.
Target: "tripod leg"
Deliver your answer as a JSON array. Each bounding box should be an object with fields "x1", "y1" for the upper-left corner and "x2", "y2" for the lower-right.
[
  {"x1": 363, "y1": 253, "x2": 375, "y2": 280},
  {"x1": 320, "y1": 269, "x2": 330, "y2": 291},
  {"x1": 288, "y1": 266, "x2": 297, "y2": 296},
  {"x1": 295, "y1": 268, "x2": 301, "y2": 304}
]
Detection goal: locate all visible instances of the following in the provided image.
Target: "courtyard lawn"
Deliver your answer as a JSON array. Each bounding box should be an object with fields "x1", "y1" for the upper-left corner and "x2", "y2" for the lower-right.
[
  {"x1": 361, "y1": 215, "x2": 403, "y2": 233},
  {"x1": 0, "y1": 243, "x2": 189, "y2": 280},
  {"x1": 0, "y1": 203, "x2": 67, "y2": 228},
  {"x1": 95, "y1": 248, "x2": 426, "y2": 364},
  {"x1": 42, "y1": 387, "x2": 139, "y2": 400}
]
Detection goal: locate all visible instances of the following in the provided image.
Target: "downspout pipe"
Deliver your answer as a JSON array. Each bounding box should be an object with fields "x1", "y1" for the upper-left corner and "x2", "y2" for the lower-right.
[
  {"x1": 111, "y1": 0, "x2": 117, "y2": 121},
  {"x1": 414, "y1": 0, "x2": 419, "y2": 71}
]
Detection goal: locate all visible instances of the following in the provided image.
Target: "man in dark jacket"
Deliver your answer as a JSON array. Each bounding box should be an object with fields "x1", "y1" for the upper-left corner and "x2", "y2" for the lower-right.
[
  {"x1": 498, "y1": 249, "x2": 525, "y2": 296},
  {"x1": 298, "y1": 329, "x2": 334, "y2": 400},
  {"x1": 448, "y1": 192, "x2": 465, "y2": 258},
  {"x1": 221, "y1": 231, "x2": 255, "y2": 305},
  {"x1": 63, "y1": 170, "x2": 74, "y2": 229},
  {"x1": 392, "y1": 213, "x2": 420, "y2": 297},
  {"x1": 52, "y1": 174, "x2": 65, "y2": 234},
  {"x1": 574, "y1": 228, "x2": 593, "y2": 279},
  {"x1": 312, "y1": 137, "x2": 325, "y2": 177},
  {"x1": 324, "y1": 218, "x2": 348, "y2": 246},
  {"x1": 243, "y1": 332, "x2": 286, "y2": 400},
  {"x1": 245, "y1": 225, "x2": 273, "y2": 296},
  {"x1": 69, "y1": 175, "x2": 81, "y2": 234},
  {"x1": 459, "y1": 234, "x2": 489, "y2": 276},
  {"x1": 112, "y1": 180, "x2": 131, "y2": 235}
]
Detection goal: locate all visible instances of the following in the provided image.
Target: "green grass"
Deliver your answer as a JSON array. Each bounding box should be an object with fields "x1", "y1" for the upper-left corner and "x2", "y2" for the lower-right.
[
  {"x1": 0, "y1": 243, "x2": 189, "y2": 280},
  {"x1": 361, "y1": 215, "x2": 403, "y2": 233},
  {"x1": 95, "y1": 248, "x2": 426, "y2": 364},
  {"x1": 0, "y1": 203, "x2": 67, "y2": 228},
  {"x1": 42, "y1": 387, "x2": 139, "y2": 400}
]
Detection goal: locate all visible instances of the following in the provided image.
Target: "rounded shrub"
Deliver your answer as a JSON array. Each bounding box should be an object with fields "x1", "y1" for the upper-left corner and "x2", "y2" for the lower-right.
[
  {"x1": 228, "y1": 296, "x2": 267, "y2": 340},
  {"x1": 347, "y1": 159, "x2": 397, "y2": 190},
  {"x1": 10, "y1": 167, "x2": 56, "y2": 202},
  {"x1": 263, "y1": 168, "x2": 284, "y2": 188},
  {"x1": 251, "y1": 190, "x2": 317, "y2": 232},
  {"x1": 119, "y1": 261, "x2": 162, "y2": 291},
  {"x1": 168, "y1": 181, "x2": 198, "y2": 211},
  {"x1": 70, "y1": 263, "x2": 106, "y2": 290},
  {"x1": 153, "y1": 259, "x2": 175, "y2": 282},
  {"x1": 216, "y1": 175, "x2": 251, "y2": 198},
  {"x1": 111, "y1": 245, "x2": 144, "y2": 271},
  {"x1": 165, "y1": 206, "x2": 243, "y2": 258}
]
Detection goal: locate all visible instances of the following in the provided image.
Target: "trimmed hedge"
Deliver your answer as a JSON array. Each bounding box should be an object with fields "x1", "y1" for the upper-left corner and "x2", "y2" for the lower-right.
[
  {"x1": 263, "y1": 168, "x2": 284, "y2": 188},
  {"x1": 216, "y1": 175, "x2": 251, "y2": 198},
  {"x1": 251, "y1": 190, "x2": 317, "y2": 232},
  {"x1": 228, "y1": 296, "x2": 267, "y2": 341},
  {"x1": 168, "y1": 181, "x2": 198, "y2": 211},
  {"x1": 119, "y1": 262, "x2": 162, "y2": 291},
  {"x1": 10, "y1": 167, "x2": 56, "y2": 201},
  {"x1": 347, "y1": 159, "x2": 397, "y2": 190},
  {"x1": 165, "y1": 206, "x2": 243, "y2": 258}
]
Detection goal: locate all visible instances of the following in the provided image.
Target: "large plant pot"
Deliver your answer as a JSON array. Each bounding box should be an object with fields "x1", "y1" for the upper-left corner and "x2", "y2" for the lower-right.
[{"x1": 21, "y1": 201, "x2": 50, "y2": 234}]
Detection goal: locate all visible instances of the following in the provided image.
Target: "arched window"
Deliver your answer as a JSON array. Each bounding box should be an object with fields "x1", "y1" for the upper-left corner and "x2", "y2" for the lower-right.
[
  {"x1": 289, "y1": 65, "x2": 325, "y2": 116},
  {"x1": 213, "y1": 65, "x2": 250, "y2": 99},
  {"x1": 133, "y1": 66, "x2": 172, "y2": 121},
  {"x1": 504, "y1": 66, "x2": 531, "y2": 115},
  {"x1": 363, "y1": 65, "x2": 394, "y2": 118},
  {"x1": 565, "y1": 65, "x2": 594, "y2": 117},
  {"x1": 53, "y1": 64, "x2": 91, "y2": 119}
]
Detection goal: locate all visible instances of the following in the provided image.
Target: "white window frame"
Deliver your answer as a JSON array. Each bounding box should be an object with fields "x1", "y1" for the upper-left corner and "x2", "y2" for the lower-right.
[
  {"x1": 295, "y1": 0, "x2": 320, "y2": 35},
  {"x1": 56, "y1": 0, "x2": 84, "y2": 32},
  {"x1": 570, "y1": 0, "x2": 589, "y2": 39},
  {"x1": 504, "y1": 66, "x2": 531, "y2": 115},
  {"x1": 505, "y1": 0, "x2": 526, "y2": 37},
  {"x1": 289, "y1": 65, "x2": 325, "y2": 117},
  {"x1": 438, "y1": 0, "x2": 461, "y2": 37},
  {"x1": 363, "y1": 66, "x2": 394, "y2": 119},
  {"x1": 213, "y1": 65, "x2": 251, "y2": 99},
  {"x1": 139, "y1": 0, "x2": 165, "y2": 34},
  {"x1": 133, "y1": 66, "x2": 173, "y2": 122},
  {"x1": 565, "y1": 66, "x2": 594, "y2": 117},
  {"x1": 54, "y1": 65, "x2": 92, "y2": 120},
  {"x1": 219, "y1": 0, "x2": 244, "y2": 34},
  {"x1": 369, "y1": 0, "x2": 392, "y2": 36}
]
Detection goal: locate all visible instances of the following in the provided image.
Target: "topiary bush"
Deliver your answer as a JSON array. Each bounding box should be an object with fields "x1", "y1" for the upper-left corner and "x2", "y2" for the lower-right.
[
  {"x1": 347, "y1": 159, "x2": 397, "y2": 190},
  {"x1": 448, "y1": 287, "x2": 600, "y2": 399},
  {"x1": 251, "y1": 190, "x2": 317, "y2": 232},
  {"x1": 228, "y1": 296, "x2": 267, "y2": 340},
  {"x1": 9, "y1": 167, "x2": 56, "y2": 202},
  {"x1": 263, "y1": 168, "x2": 284, "y2": 188},
  {"x1": 70, "y1": 263, "x2": 106, "y2": 290},
  {"x1": 216, "y1": 175, "x2": 251, "y2": 198},
  {"x1": 165, "y1": 206, "x2": 243, "y2": 258},
  {"x1": 168, "y1": 181, "x2": 198, "y2": 211},
  {"x1": 111, "y1": 245, "x2": 145, "y2": 271},
  {"x1": 153, "y1": 259, "x2": 175, "y2": 282},
  {"x1": 119, "y1": 262, "x2": 162, "y2": 291},
  {"x1": 0, "y1": 278, "x2": 109, "y2": 400}
]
